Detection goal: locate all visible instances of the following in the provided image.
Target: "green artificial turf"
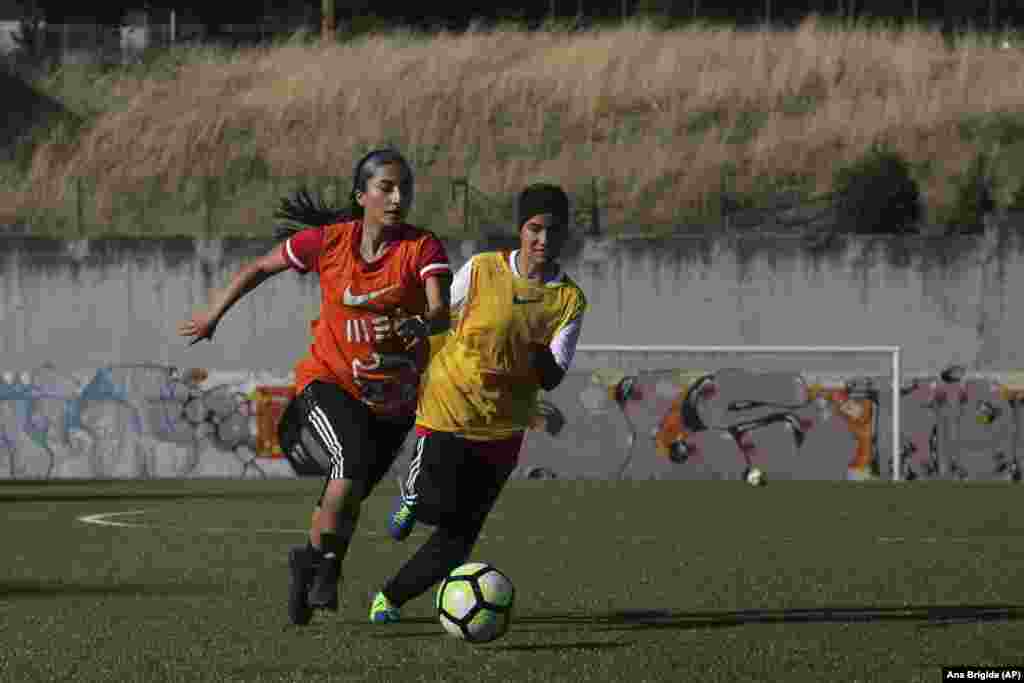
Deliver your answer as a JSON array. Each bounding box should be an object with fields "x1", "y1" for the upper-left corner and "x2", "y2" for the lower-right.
[{"x1": 1, "y1": 478, "x2": 1022, "y2": 682}]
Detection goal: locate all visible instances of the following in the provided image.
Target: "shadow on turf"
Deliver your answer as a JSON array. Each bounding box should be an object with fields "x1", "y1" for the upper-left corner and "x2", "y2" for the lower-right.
[
  {"x1": 489, "y1": 641, "x2": 633, "y2": 652},
  {"x1": 506, "y1": 606, "x2": 1024, "y2": 632},
  {"x1": 368, "y1": 629, "x2": 633, "y2": 652},
  {"x1": 358, "y1": 604, "x2": 1024, "y2": 638},
  {"x1": 0, "y1": 579, "x2": 224, "y2": 599}
]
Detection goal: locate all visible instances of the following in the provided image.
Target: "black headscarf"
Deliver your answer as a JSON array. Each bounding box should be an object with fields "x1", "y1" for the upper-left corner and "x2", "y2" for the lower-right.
[{"x1": 516, "y1": 183, "x2": 569, "y2": 230}]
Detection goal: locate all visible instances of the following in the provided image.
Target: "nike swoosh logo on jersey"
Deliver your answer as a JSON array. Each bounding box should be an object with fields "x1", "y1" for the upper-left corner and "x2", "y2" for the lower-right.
[
  {"x1": 343, "y1": 284, "x2": 398, "y2": 306},
  {"x1": 513, "y1": 294, "x2": 544, "y2": 304}
]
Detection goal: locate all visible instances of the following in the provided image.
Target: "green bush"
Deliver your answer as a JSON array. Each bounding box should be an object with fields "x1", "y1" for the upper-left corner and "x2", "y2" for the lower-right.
[
  {"x1": 346, "y1": 15, "x2": 391, "y2": 39},
  {"x1": 942, "y1": 151, "x2": 996, "y2": 234},
  {"x1": 633, "y1": 0, "x2": 678, "y2": 30},
  {"x1": 1009, "y1": 183, "x2": 1024, "y2": 210},
  {"x1": 832, "y1": 143, "x2": 921, "y2": 234}
]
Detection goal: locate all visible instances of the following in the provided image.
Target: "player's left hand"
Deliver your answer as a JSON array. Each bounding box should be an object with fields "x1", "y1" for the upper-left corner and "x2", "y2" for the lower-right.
[
  {"x1": 394, "y1": 315, "x2": 429, "y2": 346},
  {"x1": 178, "y1": 311, "x2": 220, "y2": 345}
]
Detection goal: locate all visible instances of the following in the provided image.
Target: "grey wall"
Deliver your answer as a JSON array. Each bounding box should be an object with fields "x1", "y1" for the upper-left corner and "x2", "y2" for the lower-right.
[
  {"x1": 3, "y1": 215, "x2": 1024, "y2": 481},
  {"x1": 2, "y1": 220, "x2": 1021, "y2": 375},
  {"x1": 0, "y1": 361, "x2": 1014, "y2": 482}
]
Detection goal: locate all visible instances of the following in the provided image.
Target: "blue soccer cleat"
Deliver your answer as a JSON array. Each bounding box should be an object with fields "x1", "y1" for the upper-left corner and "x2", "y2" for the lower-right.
[
  {"x1": 388, "y1": 478, "x2": 417, "y2": 541},
  {"x1": 370, "y1": 591, "x2": 401, "y2": 624}
]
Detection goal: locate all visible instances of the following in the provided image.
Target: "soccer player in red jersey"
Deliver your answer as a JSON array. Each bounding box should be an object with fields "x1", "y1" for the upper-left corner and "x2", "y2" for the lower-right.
[{"x1": 178, "y1": 149, "x2": 452, "y2": 625}]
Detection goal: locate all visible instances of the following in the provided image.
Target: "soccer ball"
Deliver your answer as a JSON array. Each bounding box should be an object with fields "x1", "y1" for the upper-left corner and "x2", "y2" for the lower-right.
[
  {"x1": 667, "y1": 438, "x2": 690, "y2": 464},
  {"x1": 436, "y1": 562, "x2": 514, "y2": 644},
  {"x1": 745, "y1": 466, "x2": 766, "y2": 487}
]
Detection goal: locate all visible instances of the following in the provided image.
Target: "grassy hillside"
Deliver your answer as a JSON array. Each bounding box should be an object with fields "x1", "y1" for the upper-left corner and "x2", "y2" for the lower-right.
[{"x1": 3, "y1": 17, "x2": 1024, "y2": 239}]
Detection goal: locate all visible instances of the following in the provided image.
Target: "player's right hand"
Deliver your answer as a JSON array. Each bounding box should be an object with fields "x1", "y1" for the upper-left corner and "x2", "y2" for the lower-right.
[{"x1": 178, "y1": 312, "x2": 219, "y2": 345}]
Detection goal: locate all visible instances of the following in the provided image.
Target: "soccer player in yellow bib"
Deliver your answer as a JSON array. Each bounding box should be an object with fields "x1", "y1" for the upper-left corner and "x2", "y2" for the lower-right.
[{"x1": 368, "y1": 183, "x2": 587, "y2": 623}]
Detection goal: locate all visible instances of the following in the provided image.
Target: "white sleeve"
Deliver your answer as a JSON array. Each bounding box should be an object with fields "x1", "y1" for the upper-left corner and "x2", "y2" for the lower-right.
[
  {"x1": 549, "y1": 313, "x2": 584, "y2": 372},
  {"x1": 449, "y1": 257, "x2": 474, "y2": 310}
]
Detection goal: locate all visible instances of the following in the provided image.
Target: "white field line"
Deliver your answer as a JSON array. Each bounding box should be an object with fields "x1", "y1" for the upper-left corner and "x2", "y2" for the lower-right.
[
  {"x1": 77, "y1": 510, "x2": 997, "y2": 545},
  {"x1": 76, "y1": 509, "x2": 421, "y2": 538}
]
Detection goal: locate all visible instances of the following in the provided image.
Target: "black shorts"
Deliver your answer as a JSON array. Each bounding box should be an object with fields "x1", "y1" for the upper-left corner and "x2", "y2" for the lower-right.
[
  {"x1": 278, "y1": 381, "x2": 413, "y2": 498},
  {"x1": 402, "y1": 430, "x2": 520, "y2": 532}
]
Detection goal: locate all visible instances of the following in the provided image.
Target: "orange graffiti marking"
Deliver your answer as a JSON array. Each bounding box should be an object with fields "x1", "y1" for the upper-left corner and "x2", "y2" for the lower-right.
[
  {"x1": 809, "y1": 386, "x2": 876, "y2": 477},
  {"x1": 655, "y1": 392, "x2": 690, "y2": 460},
  {"x1": 253, "y1": 386, "x2": 296, "y2": 458}
]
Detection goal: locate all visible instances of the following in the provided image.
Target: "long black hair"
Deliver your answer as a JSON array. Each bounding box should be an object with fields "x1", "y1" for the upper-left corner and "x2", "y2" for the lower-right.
[{"x1": 272, "y1": 148, "x2": 415, "y2": 240}]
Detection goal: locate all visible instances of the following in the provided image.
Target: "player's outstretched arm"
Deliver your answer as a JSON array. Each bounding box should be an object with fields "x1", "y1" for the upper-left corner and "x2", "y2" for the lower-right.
[{"x1": 177, "y1": 246, "x2": 292, "y2": 345}]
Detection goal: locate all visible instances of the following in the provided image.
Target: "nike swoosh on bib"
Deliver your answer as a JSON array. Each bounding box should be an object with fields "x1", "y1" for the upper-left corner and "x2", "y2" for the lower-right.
[{"x1": 343, "y1": 284, "x2": 398, "y2": 306}]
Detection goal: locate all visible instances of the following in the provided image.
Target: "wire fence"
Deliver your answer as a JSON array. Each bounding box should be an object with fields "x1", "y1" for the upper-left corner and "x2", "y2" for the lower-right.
[
  {"x1": 6, "y1": 172, "x2": 618, "y2": 240},
  {"x1": 2, "y1": 168, "x2": 853, "y2": 241},
  {"x1": 17, "y1": 157, "x2": 1015, "y2": 242}
]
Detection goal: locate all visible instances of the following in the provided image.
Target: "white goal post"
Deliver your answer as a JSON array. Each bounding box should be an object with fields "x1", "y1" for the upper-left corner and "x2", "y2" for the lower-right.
[{"x1": 576, "y1": 345, "x2": 903, "y2": 482}]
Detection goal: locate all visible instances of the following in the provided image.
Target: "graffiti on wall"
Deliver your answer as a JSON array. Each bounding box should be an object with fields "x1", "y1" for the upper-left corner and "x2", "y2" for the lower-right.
[
  {"x1": 0, "y1": 364, "x2": 296, "y2": 479},
  {"x1": 579, "y1": 368, "x2": 815, "y2": 482},
  {"x1": 5, "y1": 361, "x2": 1024, "y2": 482},
  {"x1": 0, "y1": 362, "x2": 573, "y2": 481},
  {"x1": 898, "y1": 368, "x2": 1024, "y2": 482},
  {"x1": 569, "y1": 363, "x2": 1024, "y2": 483}
]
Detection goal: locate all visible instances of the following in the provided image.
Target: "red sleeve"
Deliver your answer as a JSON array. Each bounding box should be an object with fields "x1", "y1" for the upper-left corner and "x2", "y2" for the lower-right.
[
  {"x1": 282, "y1": 227, "x2": 324, "y2": 273},
  {"x1": 416, "y1": 235, "x2": 451, "y2": 283}
]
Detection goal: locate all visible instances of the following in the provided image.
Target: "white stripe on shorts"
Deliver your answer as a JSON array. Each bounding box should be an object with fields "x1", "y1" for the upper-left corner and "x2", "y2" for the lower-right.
[
  {"x1": 308, "y1": 404, "x2": 345, "y2": 479},
  {"x1": 402, "y1": 436, "x2": 425, "y2": 502}
]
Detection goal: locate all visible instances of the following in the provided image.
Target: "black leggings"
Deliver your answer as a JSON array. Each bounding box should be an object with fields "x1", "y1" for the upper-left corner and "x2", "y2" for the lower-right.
[{"x1": 382, "y1": 430, "x2": 519, "y2": 606}]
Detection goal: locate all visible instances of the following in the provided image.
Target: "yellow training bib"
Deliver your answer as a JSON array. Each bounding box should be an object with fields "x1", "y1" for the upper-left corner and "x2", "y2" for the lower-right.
[{"x1": 416, "y1": 251, "x2": 586, "y2": 440}]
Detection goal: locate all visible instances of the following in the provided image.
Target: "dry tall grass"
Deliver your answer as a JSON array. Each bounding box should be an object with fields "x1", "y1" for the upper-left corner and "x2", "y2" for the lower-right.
[{"x1": 9, "y1": 16, "x2": 1024, "y2": 237}]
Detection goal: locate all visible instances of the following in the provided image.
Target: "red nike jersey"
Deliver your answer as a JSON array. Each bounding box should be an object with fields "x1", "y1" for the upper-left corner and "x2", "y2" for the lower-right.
[{"x1": 283, "y1": 220, "x2": 450, "y2": 417}]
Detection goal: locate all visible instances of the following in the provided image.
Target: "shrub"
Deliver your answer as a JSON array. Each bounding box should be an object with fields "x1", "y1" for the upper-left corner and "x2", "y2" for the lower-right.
[
  {"x1": 346, "y1": 15, "x2": 391, "y2": 39},
  {"x1": 942, "y1": 151, "x2": 996, "y2": 234},
  {"x1": 832, "y1": 143, "x2": 921, "y2": 234}
]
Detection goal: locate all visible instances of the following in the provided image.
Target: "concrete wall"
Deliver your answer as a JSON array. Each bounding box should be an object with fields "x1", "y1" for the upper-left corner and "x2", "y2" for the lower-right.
[
  {"x1": 3, "y1": 215, "x2": 1024, "y2": 481},
  {"x1": 0, "y1": 361, "x2": 1019, "y2": 483},
  {"x1": 2, "y1": 220, "x2": 1021, "y2": 374}
]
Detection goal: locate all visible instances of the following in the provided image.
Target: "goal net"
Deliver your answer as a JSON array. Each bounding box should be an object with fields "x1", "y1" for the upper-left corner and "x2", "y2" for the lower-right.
[{"x1": 521, "y1": 345, "x2": 903, "y2": 483}]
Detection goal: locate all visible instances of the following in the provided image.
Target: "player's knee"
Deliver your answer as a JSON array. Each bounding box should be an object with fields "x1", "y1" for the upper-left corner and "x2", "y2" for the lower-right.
[{"x1": 322, "y1": 478, "x2": 365, "y2": 505}]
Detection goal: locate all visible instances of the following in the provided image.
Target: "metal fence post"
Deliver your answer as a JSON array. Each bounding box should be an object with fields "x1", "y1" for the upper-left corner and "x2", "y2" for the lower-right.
[
  {"x1": 204, "y1": 177, "x2": 214, "y2": 238},
  {"x1": 463, "y1": 177, "x2": 470, "y2": 234},
  {"x1": 76, "y1": 176, "x2": 84, "y2": 237}
]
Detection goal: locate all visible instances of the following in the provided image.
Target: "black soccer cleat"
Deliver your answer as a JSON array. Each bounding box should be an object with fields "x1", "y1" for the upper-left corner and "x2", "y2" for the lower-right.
[
  {"x1": 308, "y1": 555, "x2": 341, "y2": 612},
  {"x1": 288, "y1": 546, "x2": 316, "y2": 626}
]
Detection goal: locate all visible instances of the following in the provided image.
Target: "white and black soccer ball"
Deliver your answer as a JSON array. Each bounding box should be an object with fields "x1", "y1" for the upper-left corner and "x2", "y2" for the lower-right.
[
  {"x1": 744, "y1": 466, "x2": 766, "y2": 487},
  {"x1": 436, "y1": 562, "x2": 514, "y2": 644},
  {"x1": 668, "y1": 438, "x2": 690, "y2": 464}
]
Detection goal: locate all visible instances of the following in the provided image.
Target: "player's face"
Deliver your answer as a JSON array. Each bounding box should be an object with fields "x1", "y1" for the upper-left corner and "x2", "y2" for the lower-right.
[
  {"x1": 520, "y1": 213, "x2": 568, "y2": 265},
  {"x1": 356, "y1": 162, "x2": 413, "y2": 228}
]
